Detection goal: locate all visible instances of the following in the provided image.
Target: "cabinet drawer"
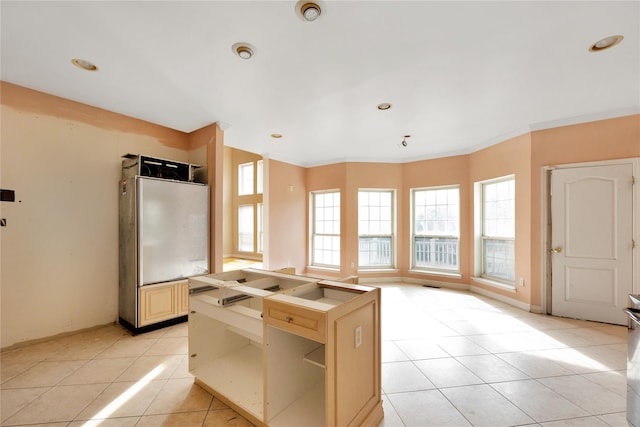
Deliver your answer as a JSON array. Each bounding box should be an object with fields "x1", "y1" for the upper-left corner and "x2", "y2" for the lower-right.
[{"x1": 264, "y1": 300, "x2": 326, "y2": 343}]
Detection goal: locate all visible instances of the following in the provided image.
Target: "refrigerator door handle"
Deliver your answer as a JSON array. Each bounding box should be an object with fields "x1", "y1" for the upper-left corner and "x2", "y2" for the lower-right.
[{"x1": 624, "y1": 308, "x2": 640, "y2": 328}]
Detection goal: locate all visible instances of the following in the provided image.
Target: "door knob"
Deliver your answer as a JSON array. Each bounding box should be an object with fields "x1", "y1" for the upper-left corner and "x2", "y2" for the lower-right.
[{"x1": 552, "y1": 247, "x2": 562, "y2": 253}]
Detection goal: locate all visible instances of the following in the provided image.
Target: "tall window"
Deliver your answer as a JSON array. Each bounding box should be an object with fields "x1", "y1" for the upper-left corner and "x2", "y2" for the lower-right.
[
  {"x1": 235, "y1": 159, "x2": 263, "y2": 255},
  {"x1": 358, "y1": 190, "x2": 394, "y2": 268},
  {"x1": 310, "y1": 191, "x2": 340, "y2": 268},
  {"x1": 257, "y1": 203, "x2": 263, "y2": 253},
  {"x1": 479, "y1": 176, "x2": 515, "y2": 283},
  {"x1": 238, "y1": 205, "x2": 254, "y2": 252},
  {"x1": 411, "y1": 186, "x2": 460, "y2": 272},
  {"x1": 256, "y1": 160, "x2": 263, "y2": 194},
  {"x1": 238, "y1": 162, "x2": 253, "y2": 196}
]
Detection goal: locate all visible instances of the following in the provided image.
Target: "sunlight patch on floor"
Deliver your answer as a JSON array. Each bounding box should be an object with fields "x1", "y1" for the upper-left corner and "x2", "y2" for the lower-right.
[{"x1": 81, "y1": 363, "x2": 166, "y2": 426}]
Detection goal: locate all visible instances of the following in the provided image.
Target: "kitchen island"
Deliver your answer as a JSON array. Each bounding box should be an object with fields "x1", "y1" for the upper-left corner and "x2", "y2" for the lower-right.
[{"x1": 188, "y1": 269, "x2": 383, "y2": 426}]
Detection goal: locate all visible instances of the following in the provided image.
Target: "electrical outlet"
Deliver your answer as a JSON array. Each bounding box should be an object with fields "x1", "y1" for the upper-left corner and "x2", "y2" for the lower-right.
[{"x1": 355, "y1": 326, "x2": 362, "y2": 348}]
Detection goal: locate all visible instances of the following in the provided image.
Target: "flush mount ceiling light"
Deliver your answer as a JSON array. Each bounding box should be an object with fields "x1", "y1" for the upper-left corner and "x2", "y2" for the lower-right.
[
  {"x1": 71, "y1": 58, "x2": 98, "y2": 71},
  {"x1": 232, "y1": 43, "x2": 256, "y2": 60},
  {"x1": 589, "y1": 35, "x2": 624, "y2": 52},
  {"x1": 295, "y1": 0, "x2": 324, "y2": 22},
  {"x1": 270, "y1": 133, "x2": 283, "y2": 139},
  {"x1": 377, "y1": 103, "x2": 392, "y2": 111}
]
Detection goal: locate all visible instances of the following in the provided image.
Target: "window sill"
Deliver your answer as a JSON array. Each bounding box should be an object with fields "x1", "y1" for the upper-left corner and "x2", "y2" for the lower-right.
[
  {"x1": 358, "y1": 268, "x2": 399, "y2": 274},
  {"x1": 409, "y1": 269, "x2": 462, "y2": 279},
  {"x1": 471, "y1": 276, "x2": 516, "y2": 292},
  {"x1": 306, "y1": 265, "x2": 341, "y2": 273}
]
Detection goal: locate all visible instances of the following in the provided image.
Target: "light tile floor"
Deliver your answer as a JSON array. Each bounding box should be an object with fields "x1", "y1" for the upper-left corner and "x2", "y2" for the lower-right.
[{"x1": 0, "y1": 283, "x2": 629, "y2": 426}]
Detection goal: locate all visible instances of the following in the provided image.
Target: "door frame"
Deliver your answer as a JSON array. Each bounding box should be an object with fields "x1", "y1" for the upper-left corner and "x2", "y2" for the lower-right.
[{"x1": 541, "y1": 157, "x2": 640, "y2": 315}]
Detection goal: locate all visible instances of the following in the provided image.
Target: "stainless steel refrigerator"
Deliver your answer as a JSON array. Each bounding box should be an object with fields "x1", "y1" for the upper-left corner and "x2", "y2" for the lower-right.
[{"x1": 119, "y1": 155, "x2": 209, "y2": 333}]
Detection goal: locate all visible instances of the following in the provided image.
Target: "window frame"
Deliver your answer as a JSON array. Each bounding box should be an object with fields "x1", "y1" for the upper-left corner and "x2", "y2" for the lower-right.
[
  {"x1": 357, "y1": 189, "x2": 396, "y2": 270},
  {"x1": 309, "y1": 190, "x2": 341, "y2": 269},
  {"x1": 257, "y1": 202, "x2": 263, "y2": 254},
  {"x1": 238, "y1": 162, "x2": 254, "y2": 196},
  {"x1": 474, "y1": 175, "x2": 516, "y2": 287},
  {"x1": 410, "y1": 185, "x2": 461, "y2": 274},
  {"x1": 256, "y1": 160, "x2": 263, "y2": 194}
]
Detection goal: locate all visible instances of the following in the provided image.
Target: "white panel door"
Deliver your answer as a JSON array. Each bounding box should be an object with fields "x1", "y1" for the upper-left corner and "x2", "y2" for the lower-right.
[{"x1": 551, "y1": 164, "x2": 633, "y2": 325}]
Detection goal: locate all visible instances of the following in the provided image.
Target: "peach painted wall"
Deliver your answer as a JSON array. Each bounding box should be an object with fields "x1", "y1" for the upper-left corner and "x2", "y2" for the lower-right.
[
  {"x1": 0, "y1": 83, "x2": 196, "y2": 347},
  {"x1": 468, "y1": 133, "x2": 532, "y2": 304},
  {"x1": 263, "y1": 159, "x2": 307, "y2": 273},
  {"x1": 188, "y1": 123, "x2": 225, "y2": 273},
  {"x1": 402, "y1": 155, "x2": 471, "y2": 284},
  {"x1": 529, "y1": 115, "x2": 640, "y2": 308}
]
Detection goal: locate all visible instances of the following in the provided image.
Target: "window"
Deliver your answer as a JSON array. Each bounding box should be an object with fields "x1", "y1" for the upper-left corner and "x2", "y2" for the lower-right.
[
  {"x1": 238, "y1": 162, "x2": 253, "y2": 196},
  {"x1": 257, "y1": 160, "x2": 263, "y2": 194},
  {"x1": 236, "y1": 159, "x2": 263, "y2": 255},
  {"x1": 358, "y1": 190, "x2": 395, "y2": 268},
  {"x1": 478, "y1": 176, "x2": 515, "y2": 284},
  {"x1": 411, "y1": 186, "x2": 460, "y2": 272},
  {"x1": 310, "y1": 191, "x2": 340, "y2": 267},
  {"x1": 257, "y1": 202, "x2": 263, "y2": 253},
  {"x1": 238, "y1": 205, "x2": 254, "y2": 252}
]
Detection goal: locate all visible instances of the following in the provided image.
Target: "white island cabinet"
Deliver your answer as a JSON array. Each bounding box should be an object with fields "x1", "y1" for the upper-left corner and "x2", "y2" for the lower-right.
[{"x1": 188, "y1": 269, "x2": 383, "y2": 427}]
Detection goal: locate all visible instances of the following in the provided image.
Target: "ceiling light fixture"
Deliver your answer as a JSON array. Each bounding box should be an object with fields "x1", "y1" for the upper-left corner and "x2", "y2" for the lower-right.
[
  {"x1": 302, "y1": 3, "x2": 321, "y2": 21},
  {"x1": 295, "y1": 0, "x2": 324, "y2": 22},
  {"x1": 270, "y1": 133, "x2": 283, "y2": 139},
  {"x1": 232, "y1": 43, "x2": 256, "y2": 60},
  {"x1": 400, "y1": 135, "x2": 411, "y2": 147},
  {"x1": 589, "y1": 35, "x2": 624, "y2": 52},
  {"x1": 71, "y1": 58, "x2": 98, "y2": 71},
  {"x1": 377, "y1": 103, "x2": 392, "y2": 111}
]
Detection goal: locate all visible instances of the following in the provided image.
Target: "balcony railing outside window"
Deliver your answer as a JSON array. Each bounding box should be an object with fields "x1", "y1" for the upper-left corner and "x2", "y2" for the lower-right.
[
  {"x1": 482, "y1": 237, "x2": 515, "y2": 282},
  {"x1": 413, "y1": 236, "x2": 459, "y2": 270},
  {"x1": 359, "y1": 236, "x2": 392, "y2": 267}
]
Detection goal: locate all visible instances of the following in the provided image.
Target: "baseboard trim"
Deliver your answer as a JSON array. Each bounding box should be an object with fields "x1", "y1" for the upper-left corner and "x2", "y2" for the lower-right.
[
  {"x1": 1, "y1": 321, "x2": 117, "y2": 352},
  {"x1": 530, "y1": 304, "x2": 544, "y2": 314},
  {"x1": 469, "y1": 285, "x2": 531, "y2": 312}
]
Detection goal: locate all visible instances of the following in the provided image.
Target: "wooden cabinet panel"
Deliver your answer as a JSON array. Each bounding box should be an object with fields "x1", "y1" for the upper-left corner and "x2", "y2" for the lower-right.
[
  {"x1": 335, "y1": 301, "x2": 377, "y2": 426},
  {"x1": 139, "y1": 283, "x2": 178, "y2": 326},
  {"x1": 178, "y1": 281, "x2": 189, "y2": 315}
]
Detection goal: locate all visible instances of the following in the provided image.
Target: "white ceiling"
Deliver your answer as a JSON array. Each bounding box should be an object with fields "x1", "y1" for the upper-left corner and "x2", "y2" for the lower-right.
[{"x1": 1, "y1": 1, "x2": 638, "y2": 167}]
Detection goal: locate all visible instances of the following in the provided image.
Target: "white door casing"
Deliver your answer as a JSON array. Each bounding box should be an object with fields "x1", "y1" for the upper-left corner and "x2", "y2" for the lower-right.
[{"x1": 550, "y1": 163, "x2": 634, "y2": 325}]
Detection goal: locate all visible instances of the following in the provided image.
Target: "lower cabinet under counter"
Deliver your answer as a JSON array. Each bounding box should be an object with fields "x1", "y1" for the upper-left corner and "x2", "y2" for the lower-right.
[
  {"x1": 188, "y1": 269, "x2": 383, "y2": 427},
  {"x1": 134, "y1": 280, "x2": 189, "y2": 329}
]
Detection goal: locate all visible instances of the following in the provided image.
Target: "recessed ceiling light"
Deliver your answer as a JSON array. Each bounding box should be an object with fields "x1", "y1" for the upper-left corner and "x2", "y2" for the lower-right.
[
  {"x1": 295, "y1": 0, "x2": 324, "y2": 22},
  {"x1": 232, "y1": 43, "x2": 256, "y2": 60},
  {"x1": 377, "y1": 103, "x2": 392, "y2": 111},
  {"x1": 71, "y1": 58, "x2": 98, "y2": 71},
  {"x1": 270, "y1": 133, "x2": 283, "y2": 139},
  {"x1": 589, "y1": 35, "x2": 624, "y2": 52},
  {"x1": 302, "y1": 3, "x2": 321, "y2": 21}
]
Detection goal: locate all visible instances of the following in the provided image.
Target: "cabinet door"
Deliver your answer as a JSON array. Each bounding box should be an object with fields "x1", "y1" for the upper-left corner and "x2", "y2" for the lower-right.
[
  {"x1": 179, "y1": 281, "x2": 189, "y2": 315},
  {"x1": 139, "y1": 284, "x2": 178, "y2": 326}
]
